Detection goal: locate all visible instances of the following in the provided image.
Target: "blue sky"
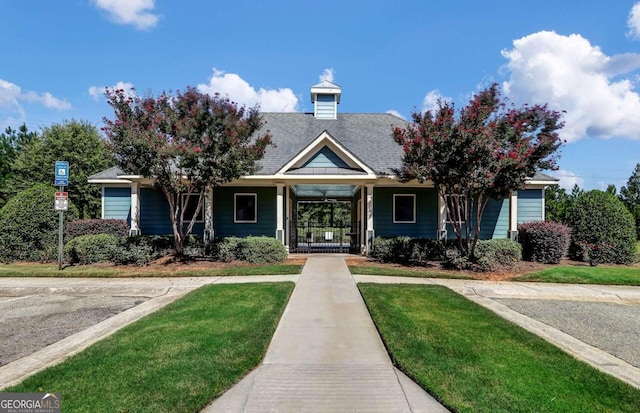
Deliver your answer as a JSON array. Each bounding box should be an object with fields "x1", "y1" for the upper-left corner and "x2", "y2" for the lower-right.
[{"x1": 2, "y1": 1, "x2": 640, "y2": 190}]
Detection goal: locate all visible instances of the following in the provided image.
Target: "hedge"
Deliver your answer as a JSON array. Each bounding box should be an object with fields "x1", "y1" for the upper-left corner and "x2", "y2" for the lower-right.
[
  {"x1": 371, "y1": 236, "x2": 445, "y2": 264},
  {"x1": 518, "y1": 221, "x2": 571, "y2": 264},
  {"x1": 64, "y1": 234, "x2": 120, "y2": 265},
  {"x1": 212, "y1": 236, "x2": 287, "y2": 263},
  {"x1": 67, "y1": 219, "x2": 129, "y2": 239}
]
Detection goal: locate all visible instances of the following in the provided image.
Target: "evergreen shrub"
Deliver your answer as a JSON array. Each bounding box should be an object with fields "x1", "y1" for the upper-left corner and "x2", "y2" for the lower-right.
[{"x1": 518, "y1": 221, "x2": 571, "y2": 264}]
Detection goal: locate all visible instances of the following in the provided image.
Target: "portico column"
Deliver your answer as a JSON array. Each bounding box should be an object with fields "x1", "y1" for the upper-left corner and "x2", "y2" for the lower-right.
[
  {"x1": 204, "y1": 186, "x2": 214, "y2": 249},
  {"x1": 366, "y1": 184, "x2": 374, "y2": 255},
  {"x1": 130, "y1": 182, "x2": 140, "y2": 235},
  {"x1": 509, "y1": 190, "x2": 518, "y2": 240},
  {"x1": 276, "y1": 183, "x2": 285, "y2": 245},
  {"x1": 437, "y1": 192, "x2": 447, "y2": 240}
]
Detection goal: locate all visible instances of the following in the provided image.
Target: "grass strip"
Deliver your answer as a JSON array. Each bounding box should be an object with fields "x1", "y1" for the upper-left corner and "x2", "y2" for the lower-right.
[
  {"x1": 359, "y1": 283, "x2": 640, "y2": 412},
  {"x1": 6, "y1": 282, "x2": 294, "y2": 413},
  {"x1": 0, "y1": 263, "x2": 302, "y2": 277},
  {"x1": 348, "y1": 264, "x2": 473, "y2": 279},
  {"x1": 514, "y1": 265, "x2": 640, "y2": 285}
]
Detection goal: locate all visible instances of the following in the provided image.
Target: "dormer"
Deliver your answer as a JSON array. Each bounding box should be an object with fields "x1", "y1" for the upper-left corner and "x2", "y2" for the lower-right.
[{"x1": 310, "y1": 80, "x2": 341, "y2": 119}]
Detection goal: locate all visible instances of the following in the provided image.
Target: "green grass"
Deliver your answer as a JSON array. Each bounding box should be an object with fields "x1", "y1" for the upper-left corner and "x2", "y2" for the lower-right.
[
  {"x1": 360, "y1": 283, "x2": 640, "y2": 412},
  {"x1": 348, "y1": 264, "x2": 473, "y2": 279},
  {"x1": 0, "y1": 263, "x2": 302, "y2": 277},
  {"x1": 515, "y1": 265, "x2": 640, "y2": 285},
  {"x1": 5, "y1": 282, "x2": 294, "y2": 412}
]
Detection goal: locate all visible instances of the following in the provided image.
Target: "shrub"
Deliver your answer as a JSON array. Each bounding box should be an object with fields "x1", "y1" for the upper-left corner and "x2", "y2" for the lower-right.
[
  {"x1": 371, "y1": 236, "x2": 445, "y2": 264},
  {"x1": 444, "y1": 239, "x2": 522, "y2": 271},
  {"x1": 64, "y1": 234, "x2": 119, "y2": 264},
  {"x1": 474, "y1": 239, "x2": 522, "y2": 271},
  {"x1": 110, "y1": 236, "x2": 160, "y2": 266},
  {"x1": 67, "y1": 219, "x2": 129, "y2": 239},
  {"x1": 0, "y1": 184, "x2": 78, "y2": 262},
  {"x1": 567, "y1": 190, "x2": 636, "y2": 265},
  {"x1": 237, "y1": 236, "x2": 287, "y2": 264},
  {"x1": 212, "y1": 237, "x2": 243, "y2": 262},
  {"x1": 518, "y1": 221, "x2": 571, "y2": 264}
]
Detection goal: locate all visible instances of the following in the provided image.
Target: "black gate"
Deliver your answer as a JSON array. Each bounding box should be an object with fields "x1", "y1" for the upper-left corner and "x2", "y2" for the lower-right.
[{"x1": 291, "y1": 220, "x2": 359, "y2": 253}]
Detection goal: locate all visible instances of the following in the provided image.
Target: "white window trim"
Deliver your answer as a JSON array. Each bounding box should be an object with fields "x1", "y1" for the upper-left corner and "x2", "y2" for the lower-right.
[
  {"x1": 393, "y1": 194, "x2": 416, "y2": 224},
  {"x1": 234, "y1": 193, "x2": 257, "y2": 223},
  {"x1": 181, "y1": 193, "x2": 204, "y2": 223}
]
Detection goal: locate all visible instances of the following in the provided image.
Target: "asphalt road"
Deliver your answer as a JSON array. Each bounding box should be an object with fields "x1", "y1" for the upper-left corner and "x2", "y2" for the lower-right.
[
  {"x1": 495, "y1": 298, "x2": 640, "y2": 368},
  {"x1": 0, "y1": 294, "x2": 147, "y2": 366}
]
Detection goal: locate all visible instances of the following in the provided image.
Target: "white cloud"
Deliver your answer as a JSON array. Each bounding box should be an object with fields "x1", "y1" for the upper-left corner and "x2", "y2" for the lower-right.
[
  {"x1": 93, "y1": 0, "x2": 159, "y2": 30},
  {"x1": 197, "y1": 69, "x2": 298, "y2": 112},
  {"x1": 386, "y1": 109, "x2": 406, "y2": 120},
  {"x1": 421, "y1": 89, "x2": 452, "y2": 113},
  {"x1": 89, "y1": 81, "x2": 135, "y2": 100},
  {"x1": 319, "y1": 68, "x2": 335, "y2": 83},
  {"x1": 502, "y1": 30, "x2": 640, "y2": 142},
  {"x1": 551, "y1": 169, "x2": 584, "y2": 190},
  {"x1": 0, "y1": 78, "x2": 71, "y2": 112},
  {"x1": 628, "y1": 2, "x2": 640, "y2": 39}
]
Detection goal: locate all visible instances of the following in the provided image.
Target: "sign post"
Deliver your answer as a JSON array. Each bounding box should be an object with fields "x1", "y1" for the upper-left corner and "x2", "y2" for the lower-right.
[{"x1": 55, "y1": 162, "x2": 69, "y2": 270}]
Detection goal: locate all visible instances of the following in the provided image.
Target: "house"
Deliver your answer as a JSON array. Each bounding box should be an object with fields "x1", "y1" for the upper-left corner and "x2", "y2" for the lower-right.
[{"x1": 88, "y1": 80, "x2": 557, "y2": 254}]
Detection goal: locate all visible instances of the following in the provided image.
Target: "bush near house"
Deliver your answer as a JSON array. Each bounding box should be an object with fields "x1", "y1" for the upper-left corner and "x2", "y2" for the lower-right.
[
  {"x1": 445, "y1": 239, "x2": 522, "y2": 271},
  {"x1": 64, "y1": 234, "x2": 120, "y2": 264},
  {"x1": 567, "y1": 190, "x2": 636, "y2": 265},
  {"x1": 0, "y1": 183, "x2": 78, "y2": 263},
  {"x1": 518, "y1": 221, "x2": 571, "y2": 264},
  {"x1": 67, "y1": 219, "x2": 129, "y2": 240},
  {"x1": 212, "y1": 236, "x2": 287, "y2": 264},
  {"x1": 371, "y1": 236, "x2": 445, "y2": 264}
]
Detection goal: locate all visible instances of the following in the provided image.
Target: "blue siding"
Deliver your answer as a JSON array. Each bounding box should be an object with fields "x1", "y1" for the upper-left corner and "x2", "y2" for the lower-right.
[
  {"x1": 214, "y1": 187, "x2": 276, "y2": 238},
  {"x1": 374, "y1": 187, "x2": 438, "y2": 238},
  {"x1": 445, "y1": 197, "x2": 510, "y2": 240},
  {"x1": 315, "y1": 95, "x2": 336, "y2": 119},
  {"x1": 103, "y1": 187, "x2": 131, "y2": 224},
  {"x1": 302, "y1": 146, "x2": 349, "y2": 168},
  {"x1": 139, "y1": 188, "x2": 205, "y2": 236},
  {"x1": 518, "y1": 189, "x2": 544, "y2": 223}
]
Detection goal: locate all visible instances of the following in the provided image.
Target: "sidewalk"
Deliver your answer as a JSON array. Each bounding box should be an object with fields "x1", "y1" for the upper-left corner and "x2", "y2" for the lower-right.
[{"x1": 204, "y1": 257, "x2": 448, "y2": 412}]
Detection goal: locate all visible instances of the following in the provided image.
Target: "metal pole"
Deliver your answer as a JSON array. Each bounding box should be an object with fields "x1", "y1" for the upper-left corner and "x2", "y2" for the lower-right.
[{"x1": 58, "y1": 210, "x2": 63, "y2": 270}]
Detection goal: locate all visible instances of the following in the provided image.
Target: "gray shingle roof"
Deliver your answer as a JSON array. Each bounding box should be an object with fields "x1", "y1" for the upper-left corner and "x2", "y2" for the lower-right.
[
  {"x1": 256, "y1": 112, "x2": 408, "y2": 175},
  {"x1": 88, "y1": 166, "x2": 124, "y2": 181}
]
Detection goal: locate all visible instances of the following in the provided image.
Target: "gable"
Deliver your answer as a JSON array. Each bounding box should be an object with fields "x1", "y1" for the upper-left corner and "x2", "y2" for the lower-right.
[{"x1": 301, "y1": 146, "x2": 350, "y2": 169}]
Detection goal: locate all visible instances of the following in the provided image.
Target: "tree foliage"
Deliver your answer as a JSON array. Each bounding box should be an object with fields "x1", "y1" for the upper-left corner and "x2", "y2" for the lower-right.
[
  {"x1": 619, "y1": 163, "x2": 640, "y2": 239},
  {"x1": 0, "y1": 124, "x2": 37, "y2": 207},
  {"x1": 8, "y1": 120, "x2": 111, "y2": 218},
  {"x1": 567, "y1": 190, "x2": 636, "y2": 265},
  {"x1": 393, "y1": 84, "x2": 563, "y2": 258},
  {"x1": 103, "y1": 87, "x2": 272, "y2": 255}
]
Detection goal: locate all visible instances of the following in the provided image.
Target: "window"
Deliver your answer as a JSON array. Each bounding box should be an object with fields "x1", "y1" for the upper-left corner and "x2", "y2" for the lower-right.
[
  {"x1": 235, "y1": 193, "x2": 257, "y2": 223},
  {"x1": 181, "y1": 193, "x2": 204, "y2": 222},
  {"x1": 445, "y1": 194, "x2": 466, "y2": 224},
  {"x1": 393, "y1": 194, "x2": 416, "y2": 223}
]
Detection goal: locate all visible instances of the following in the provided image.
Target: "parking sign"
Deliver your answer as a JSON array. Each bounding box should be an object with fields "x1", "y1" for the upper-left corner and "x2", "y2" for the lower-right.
[{"x1": 55, "y1": 161, "x2": 69, "y2": 186}]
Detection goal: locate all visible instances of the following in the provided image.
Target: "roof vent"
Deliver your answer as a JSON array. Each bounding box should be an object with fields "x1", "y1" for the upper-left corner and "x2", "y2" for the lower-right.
[{"x1": 310, "y1": 80, "x2": 341, "y2": 119}]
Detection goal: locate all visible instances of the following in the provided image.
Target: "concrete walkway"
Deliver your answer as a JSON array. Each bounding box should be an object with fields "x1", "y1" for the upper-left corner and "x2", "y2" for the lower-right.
[
  {"x1": 205, "y1": 257, "x2": 448, "y2": 412},
  {"x1": 355, "y1": 275, "x2": 640, "y2": 390}
]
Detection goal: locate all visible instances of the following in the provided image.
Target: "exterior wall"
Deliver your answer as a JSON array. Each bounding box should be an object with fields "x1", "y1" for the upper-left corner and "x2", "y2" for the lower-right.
[
  {"x1": 445, "y1": 197, "x2": 510, "y2": 240},
  {"x1": 303, "y1": 146, "x2": 349, "y2": 168},
  {"x1": 139, "y1": 188, "x2": 205, "y2": 236},
  {"x1": 103, "y1": 186, "x2": 131, "y2": 223},
  {"x1": 373, "y1": 187, "x2": 438, "y2": 238},
  {"x1": 213, "y1": 186, "x2": 276, "y2": 238},
  {"x1": 517, "y1": 189, "x2": 544, "y2": 223}
]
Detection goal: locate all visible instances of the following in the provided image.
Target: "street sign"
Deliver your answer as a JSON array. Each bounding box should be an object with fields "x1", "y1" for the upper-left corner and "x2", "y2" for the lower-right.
[
  {"x1": 55, "y1": 161, "x2": 69, "y2": 186},
  {"x1": 55, "y1": 192, "x2": 68, "y2": 211}
]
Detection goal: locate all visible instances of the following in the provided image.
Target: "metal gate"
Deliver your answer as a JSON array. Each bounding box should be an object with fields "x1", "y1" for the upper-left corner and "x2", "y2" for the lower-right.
[{"x1": 291, "y1": 220, "x2": 359, "y2": 253}]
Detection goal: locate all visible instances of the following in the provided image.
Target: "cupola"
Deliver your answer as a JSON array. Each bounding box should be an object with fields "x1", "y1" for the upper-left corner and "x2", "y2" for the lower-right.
[{"x1": 310, "y1": 80, "x2": 341, "y2": 119}]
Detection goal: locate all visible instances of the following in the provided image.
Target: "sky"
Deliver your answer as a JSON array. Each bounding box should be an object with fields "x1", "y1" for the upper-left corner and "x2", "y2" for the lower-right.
[{"x1": 1, "y1": 0, "x2": 640, "y2": 191}]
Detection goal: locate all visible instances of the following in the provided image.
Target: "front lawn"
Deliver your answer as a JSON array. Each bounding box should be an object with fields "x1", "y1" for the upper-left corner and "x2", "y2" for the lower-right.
[
  {"x1": 360, "y1": 283, "x2": 640, "y2": 412},
  {"x1": 5, "y1": 283, "x2": 294, "y2": 412},
  {"x1": 348, "y1": 264, "x2": 473, "y2": 279},
  {"x1": 0, "y1": 262, "x2": 302, "y2": 277},
  {"x1": 515, "y1": 265, "x2": 640, "y2": 285}
]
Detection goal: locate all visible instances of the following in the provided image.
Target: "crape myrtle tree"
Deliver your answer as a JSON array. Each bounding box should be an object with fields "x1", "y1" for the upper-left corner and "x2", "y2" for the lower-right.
[
  {"x1": 103, "y1": 87, "x2": 271, "y2": 256},
  {"x1": 392, "y1": 84, "x2": 563, "y2": 259}
]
